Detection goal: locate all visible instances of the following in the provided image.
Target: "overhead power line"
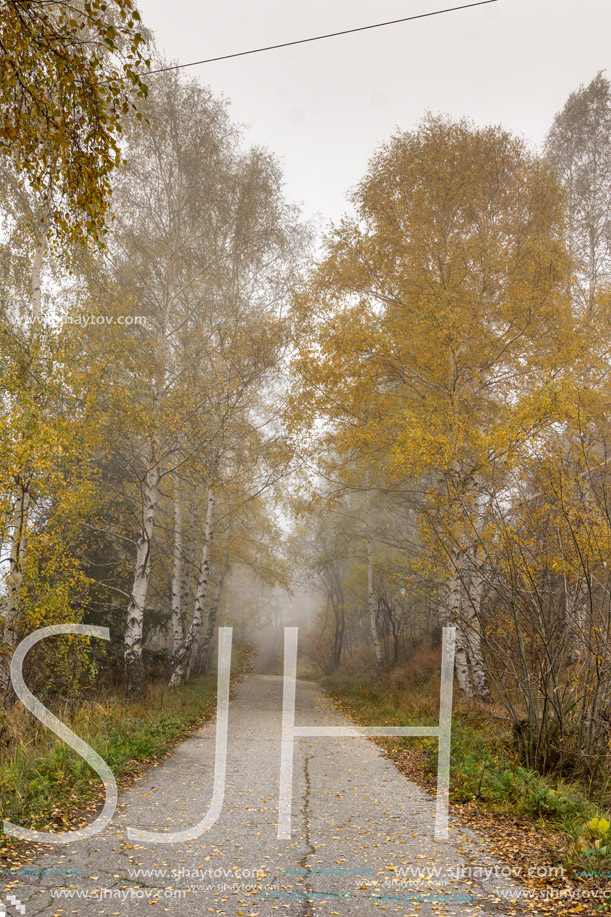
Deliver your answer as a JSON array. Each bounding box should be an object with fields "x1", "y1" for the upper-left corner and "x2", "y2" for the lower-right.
[{"x1": 144, "y1": 0, "x2": 499, "y2": 76}]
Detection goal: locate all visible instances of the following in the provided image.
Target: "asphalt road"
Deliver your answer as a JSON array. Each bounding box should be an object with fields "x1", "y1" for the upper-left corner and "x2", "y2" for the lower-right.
[{"x1": 2, "y1": 673, "x2": 522, "y2": 916}]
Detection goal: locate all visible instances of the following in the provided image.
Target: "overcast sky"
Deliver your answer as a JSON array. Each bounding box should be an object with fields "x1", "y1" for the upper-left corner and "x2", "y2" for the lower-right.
[{"x1": 139, "y1": 0, "x2": 611, "y2": 230}]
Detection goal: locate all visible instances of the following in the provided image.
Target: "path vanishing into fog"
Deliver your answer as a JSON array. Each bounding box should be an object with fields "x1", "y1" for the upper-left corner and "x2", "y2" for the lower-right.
[{"x1": 3, "y1": 664, "x2": 523, "y2": 916}]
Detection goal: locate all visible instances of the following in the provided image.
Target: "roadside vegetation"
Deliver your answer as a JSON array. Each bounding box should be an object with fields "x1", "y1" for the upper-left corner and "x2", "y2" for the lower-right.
[
  {"x1": 322, "y1": 644, "x2": 611, "y2": 879},
  {"x1": 0, "y1": 645, "x2": 251, "y2": 859}
]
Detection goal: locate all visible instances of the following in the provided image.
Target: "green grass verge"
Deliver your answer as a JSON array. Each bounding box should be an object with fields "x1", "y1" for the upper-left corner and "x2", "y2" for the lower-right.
[{"x1": 0, "y1": 644, "x2": 251, "y2": 846}]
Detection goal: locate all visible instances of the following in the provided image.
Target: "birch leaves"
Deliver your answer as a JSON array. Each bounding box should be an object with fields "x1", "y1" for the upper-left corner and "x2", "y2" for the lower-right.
[
  {"x1": 105, "y1": 72, "x2": 303, "y2": 697},
  {"x1": 0, "y1": 0, "x2": 149, "y2": 244},
  {"x1": 290, "y1": 116, "x2": 577, "y2": 698}
]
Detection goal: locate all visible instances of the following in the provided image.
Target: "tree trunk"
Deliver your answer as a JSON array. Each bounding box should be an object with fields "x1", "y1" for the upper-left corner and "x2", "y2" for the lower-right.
[
  {"x1": 390, "y1": 604, "x2": 400, "y2": 667},
  {"x1": 367, "y1": 532, "x2": 384, "y2": 671},
  {"x1": 169, "y1": 487, "x2": 214, "y2": 687},
  {"x1": 198, "y1": 567, "x2": 226, "y2": 675},
  {"x1": 124, "y1": 458, "x2": 159, "y2": 700},
  {"x1": 0, "y1": 483, "x2": 31, "y2": 702},
  {"x1": 30, "y1": 222, "x2": 47, "y2": 322},
  {"x1": 329, "y1": 574, "x2": 345, "y2": 671},
  {"x1": 454, "y1": 626, "x2": 474, "y2": 698},
  {"x1": 567, "y1": 577, "x2": 589, "y2": 665},
  {"x1": 462, "y1": 605, "x2": 492, "y2": 702},
  {"x1": 464, "y1": 550, "x2": 493, "y2": 702},
  {"x1": 365, "y1": 484, "x2": 384, "y2": 672},
  {"x1": 171, "y1": 486, "x2": 185, "y2": 660},
  {"x1": 446, "y1": 552, "x2": 475, "y2": 699}
]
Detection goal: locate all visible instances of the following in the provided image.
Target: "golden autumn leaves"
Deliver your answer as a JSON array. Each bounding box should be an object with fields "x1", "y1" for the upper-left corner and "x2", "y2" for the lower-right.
[
  {"x1": 287, "y1": 114, "x2": 597, "y2": 704},
  {"x1": 289, "y1": 115, "x2": 579, "y2": 494},
  {"x1": 0, "y1": 0, "x2": 149, "y2": 245}
]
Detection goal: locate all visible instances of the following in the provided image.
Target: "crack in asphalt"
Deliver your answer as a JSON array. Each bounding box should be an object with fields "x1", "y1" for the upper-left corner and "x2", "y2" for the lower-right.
[{"x1": 297, "y1": 751, "x2": 315, "y2": 917}]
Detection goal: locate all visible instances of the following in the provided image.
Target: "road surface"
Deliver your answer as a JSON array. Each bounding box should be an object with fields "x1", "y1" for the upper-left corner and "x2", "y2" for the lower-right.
[{"x1": 2, "y1": 673, "x2": 522, "y2": 916}]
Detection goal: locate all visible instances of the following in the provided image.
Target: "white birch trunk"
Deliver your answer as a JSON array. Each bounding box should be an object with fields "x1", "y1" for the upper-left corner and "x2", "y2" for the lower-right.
[
  {"x1": 447, "y1": 551, "x2": 475, "y2": 699},
  {"x1": 0, "y1": 485, "x2": 31, "y2": 699},
  {"x1": 29, "y1": 195, "x2": 50, "y2": 324},
  {"x1": 30, "y1": 227, "x2": 47, "y2": 322},
  {"x1": 171, "y1": 488, "x2": 185, "y2": 659},
  {"x1": 198, "y1": 568, "x2": 226, "y2": 676},
  {"x1": 365, "y1": 484, "x2": 384, "y2": 672},
  {"x1": 462, "y1": 605, "x2": 491, "y2": 702},
  {"x1": 124, "y1": 243, "x2": 175, "y2": 698},
  {"x1": 454, "y1": 625, "x2": 474, "y2": 699},
  {"x1": 178, "y1": 488, "x2": 198, "y2": 629},
  {"x1": 169, "y1": 488, "x2": 214, "y2": 687},
  {"x1": 124, "y1": 458, "x2": 159, "y2": 699},
  {"x1": 463, "y1": 548, "x2": 493, "y2": 702}
]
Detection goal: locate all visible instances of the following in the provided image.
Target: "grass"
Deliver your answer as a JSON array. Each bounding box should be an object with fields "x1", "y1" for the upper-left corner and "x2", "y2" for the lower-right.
[
  {"x1": 0, "y1": 644, "x2": 252, "y2": 849},
  {"x1": 320, "y1": 644, "x2": 611, "y2": 872}
]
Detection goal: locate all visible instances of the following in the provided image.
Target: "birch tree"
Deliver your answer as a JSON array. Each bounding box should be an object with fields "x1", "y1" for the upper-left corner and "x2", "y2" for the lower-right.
[
  {"x1": 291, "y1": 115, "x2": 576, "y2": 700},
  {"x1": 170, "y1": 480, "x2": 186, "y2": 662},
  {"x1": 546, "y1": 72, "x2": 611, "y2": 311},
  {"x1": 106, "y1": 69, "x2": 304, "y2": 696},
  {"x1": 169, "y1": 487, "x2": 215, "y2": 686},
  {"x1": 105, "y1": 71, "x2": 238, "y2": 697},
  {"x1": 0, "y1": 179, "x2": 76, "y2": 698}
]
